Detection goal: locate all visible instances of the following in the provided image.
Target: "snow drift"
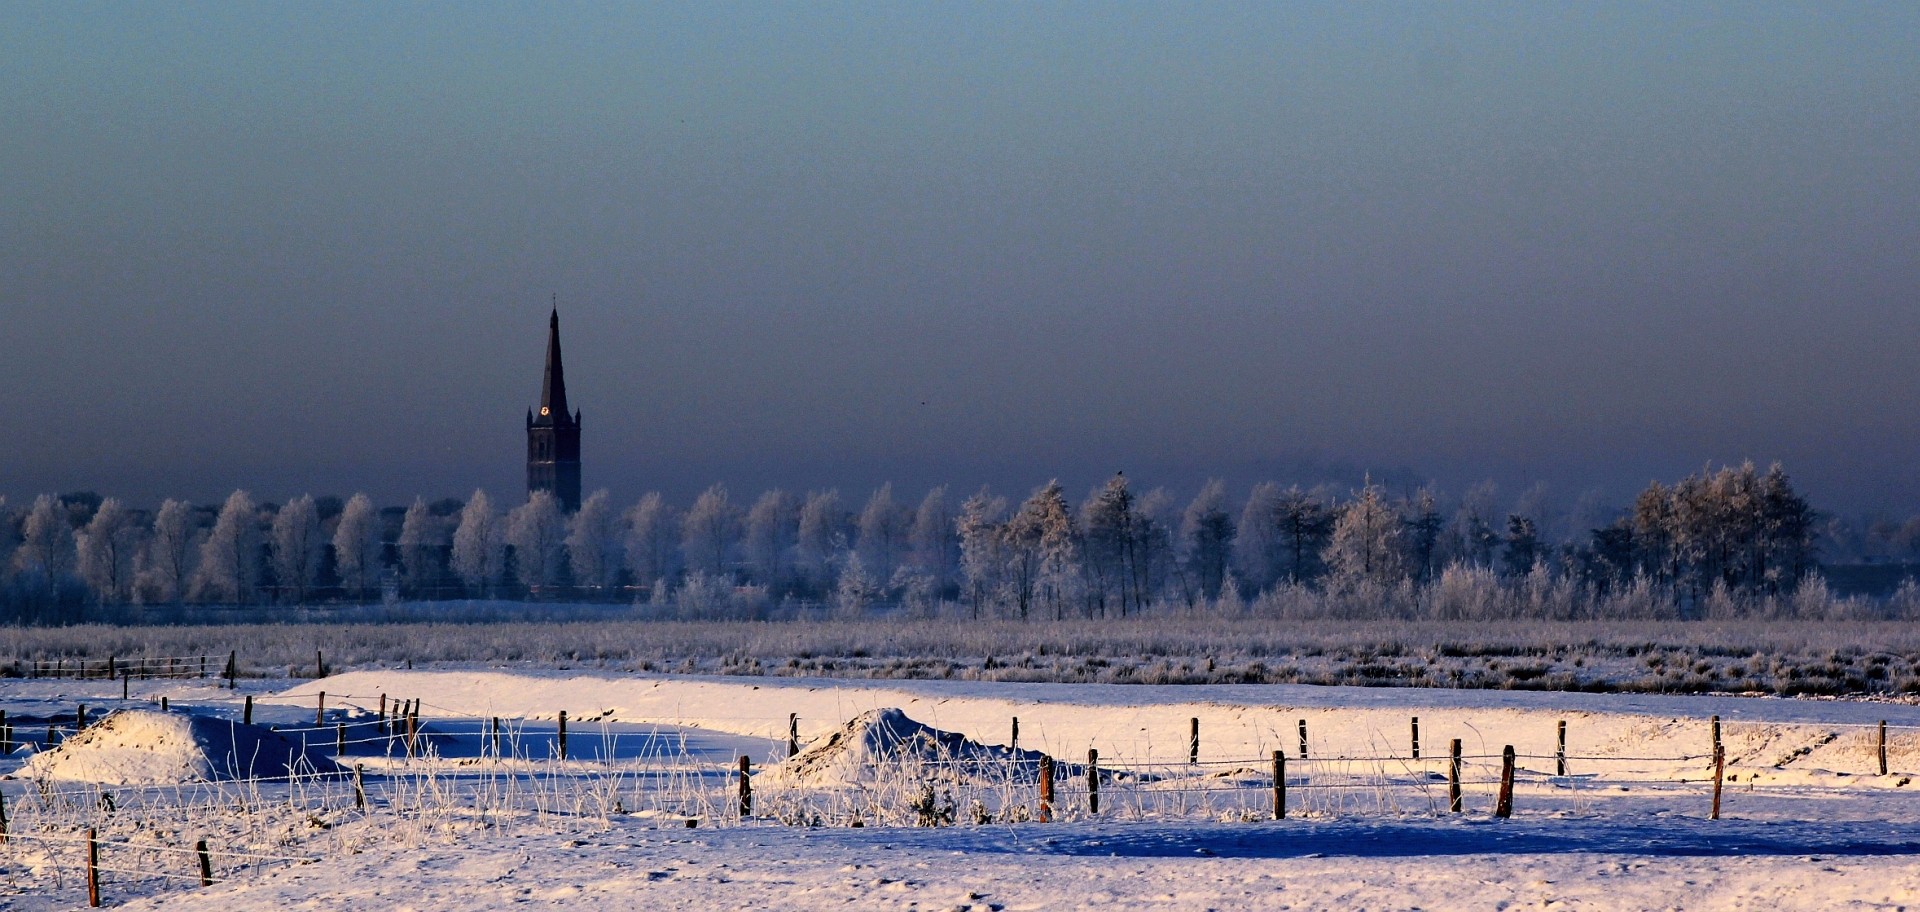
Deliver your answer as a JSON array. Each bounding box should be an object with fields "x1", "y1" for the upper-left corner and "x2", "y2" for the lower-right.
[
  {"x1": 766, "y1": 707, "x2": 1060, "y2": 788},
  {"x1": 19, "y1": 709, "x2": 343, "y2": 784}
]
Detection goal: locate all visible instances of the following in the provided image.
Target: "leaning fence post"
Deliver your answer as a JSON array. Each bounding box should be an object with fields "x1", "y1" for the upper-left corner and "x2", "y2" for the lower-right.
[
  {"x1": 1273, "y1": 750, "x2": 1286, "y2": 820},
  {"x1": 1557, "y1": 719, "x2": 1568, "y2": 777},
  {"x1": 1038, "y1": 754, "x2": 1054, "y2": 822},
  {"x1": 87, "y1": 826, "x2": 101, "y2": 907},
  {"x1": 196, "y1": 838, "x2": 213, "y2": 886},
  {"x1": 1711, "y1": 742, "x2": 1725, "y2": 820},
  {"x1": 558, "y1": 710, "x2": 568, "y2": 760},
  {"x1": 243, "y1": 695, "x2": 253, "y2": 726},
  {"x1": 1087, "y1": 748, "x2": 1100, "y2": 815},
  {"x1": 1298, "y1": 719, "x2": 1308, "y2": 759},
  {"x1": 738, "y1": 755, "x2": 753, "y2": 817},
  {"x1": 1449, "y1": 738, "x2": 1463, "y2": 813},
  {"x1": 1411, "y1": 716, "x2": 1420, "y2": 759},
  {"x1": 1189, "y1": 717, "x2": 1200, "y2": 764},
  {"x1": 1495, "y1": 745, "x2": 1516, "y2": 818},
  {"x1": 789, "y1": 713, "x2": 799, "y2": 757},
  {"x1": 1879, "y1": 720, "x2": 1889, "y2": 776}
]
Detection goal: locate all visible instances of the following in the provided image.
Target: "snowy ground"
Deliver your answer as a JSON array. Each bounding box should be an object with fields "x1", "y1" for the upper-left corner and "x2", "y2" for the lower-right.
[{"x1": 6, "y1": 669, "x2": 1920, "y2": 909}]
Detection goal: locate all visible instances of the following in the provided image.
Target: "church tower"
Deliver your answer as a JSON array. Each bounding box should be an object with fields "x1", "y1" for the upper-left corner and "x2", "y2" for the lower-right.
[{"x1": 527, "y1": 307, "x2": 582, "y2": 512}]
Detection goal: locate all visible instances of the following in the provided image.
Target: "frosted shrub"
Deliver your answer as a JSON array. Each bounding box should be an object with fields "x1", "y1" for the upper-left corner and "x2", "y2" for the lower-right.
[{"x1": 1433, "y1": 564, "x2": 1501, "y2": 621}]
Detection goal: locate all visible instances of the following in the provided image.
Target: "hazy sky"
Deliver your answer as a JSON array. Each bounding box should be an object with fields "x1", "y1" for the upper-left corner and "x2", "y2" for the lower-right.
[{"x1": 4, "y1": 2, "x2": 1917, "y2": 516}]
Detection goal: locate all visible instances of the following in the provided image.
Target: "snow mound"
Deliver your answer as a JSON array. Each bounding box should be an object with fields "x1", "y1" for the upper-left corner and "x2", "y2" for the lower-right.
[
  {"x1": 19, "y1": 710, "x2": 343, "y2": 784},
  {"x1": 765, "y1": 708, "x2": 1056, "y2": 788}
]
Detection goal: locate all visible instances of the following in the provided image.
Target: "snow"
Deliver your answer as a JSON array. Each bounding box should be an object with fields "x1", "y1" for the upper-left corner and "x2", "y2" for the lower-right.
[
  {"x1": 8, "y1": 669, "x2": 1920, "y2": 909},
  {"x1": 19, "y1": 708, "x2": 341, "y2": 784}
]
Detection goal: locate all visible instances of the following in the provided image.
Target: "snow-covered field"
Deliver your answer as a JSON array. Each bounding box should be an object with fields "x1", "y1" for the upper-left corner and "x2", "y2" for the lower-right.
[{"x1": 6, "y1": 669, "x2": 1920, "y2": 909}]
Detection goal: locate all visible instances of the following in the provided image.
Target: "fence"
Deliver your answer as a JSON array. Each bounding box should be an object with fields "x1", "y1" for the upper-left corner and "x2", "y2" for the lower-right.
[{"x1": 3, "y1": 684, "x2": 1914, "y2": 906}]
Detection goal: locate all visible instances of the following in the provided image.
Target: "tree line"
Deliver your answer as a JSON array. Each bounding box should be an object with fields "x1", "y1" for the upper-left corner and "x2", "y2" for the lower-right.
[{"x1": 0, "y1": 462, "x2": 1843, "y2": 624}]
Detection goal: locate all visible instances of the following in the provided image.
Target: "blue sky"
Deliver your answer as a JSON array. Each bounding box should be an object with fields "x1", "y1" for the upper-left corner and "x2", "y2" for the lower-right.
[{"x1": 4, "y1": 2, "x2": 1917, "y2": 513}]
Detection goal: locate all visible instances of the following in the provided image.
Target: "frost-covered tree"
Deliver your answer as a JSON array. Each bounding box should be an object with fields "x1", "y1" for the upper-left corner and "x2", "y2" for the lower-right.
[
  {"x1": 907, "y1": 487, "x2": 957, "y2": 596},
  {"x1": 397, "y1": 497, "x2": 443, "y2": 596},
  {"x1": 1404, "y1": 487, "x2": 1444, "y2": 584},
  {"x1": 1455, "y1": 481, "x2": 1502, "y2": 569},
  {"x1": 14, "y1": 494, "x2": 76, "y2": 580},
  {"x1": 565, "y1": 489, "x2": 621, "y2": 592},
  {"x1": 796, "y1": 490, "x2": 847, "y2": 594},
  {"x1": 332, "y1": 493, "x2": 382, "y2": 599},
  {"x1": 856, "y1": 483, "x2": 912, "y2": 586},
  {"x1": 623, "y1": 493, "x2": 680, "y2": 593},
  {"x1": 955, "y1": 487, "x2": 1006, "y2": 618},
  {"x1": 194, "y1": 490, "x2": 261, "y2": 603},
  {"x1": 681, "y1": 484, "x2": 740, "y2": 577},
  {"x1": 1082, "y1": 474, "x2": 1148, "y2": 617},
  {"x1": 1003, "y1": 481, "x2": 1077, "y2": 619},
  {"x1": 1502, "y1": 514, "x2": 1539, "y2": 577},
  {"x1": 1232, "y1": 482, "x2": 1284, "y2": 594},
  {"x1": 744, "y1": 489, "x2": 801, "y2": 591},
  {"x1": 832, "y1": 551, "x2": 881, "y2": 618},
  {"x1": 270, "y1": 495, "x2": 322, "y2": 603},
  {"x1": 140, "y1": 499, "x2": 196, "y2": 604},
  {"x1": 1324, "y1": 482, "x2": 1405, "y2": 589},
  {"x1": 76, "y1": 497, "x2": 141, "y2": 604},
  {"x1": 451, "y1": 489, "x2": 504, "y2": 596},
  {"x1": 507, "y1": 490, "x2": 567, "y2": 594},
  {"x1": 1273, "y1": 486, "x2": 1334, "y2": 584},
  {"x1": 1177, "y1": 480, "x2": 1235, "y2": 604}
]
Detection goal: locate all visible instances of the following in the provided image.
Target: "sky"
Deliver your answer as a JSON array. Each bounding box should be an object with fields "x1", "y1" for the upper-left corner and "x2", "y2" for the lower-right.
[{"x1": 3, "y1": 2, "x2": 1917, "y2": 518}]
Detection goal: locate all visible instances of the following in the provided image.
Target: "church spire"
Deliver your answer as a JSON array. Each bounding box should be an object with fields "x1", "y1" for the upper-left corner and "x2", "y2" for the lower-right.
[{"x1": 536, "y1": 301, "x2": 571, "y2": 426}]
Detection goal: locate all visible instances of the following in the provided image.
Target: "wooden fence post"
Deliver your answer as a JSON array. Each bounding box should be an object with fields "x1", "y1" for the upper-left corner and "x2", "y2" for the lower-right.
[
  {"x1": 354, "y1": 764, "x2": 366, "y2": 810},
  {"x1": 789, "y1": 713, "x2": 799, "y2": 757},
  {"x1": 1088, "y1": 748, "x2": 1100, "y2": 814},
  {"x1": 336, "y1": 722, "x2": 346, "y2": 757},
  {"x1": 77, "y1": 704, "x2": 87, "y2": 731},
  {"x1": 492, "y1": 717, "x2": 502, "y2": 757},
  {"x1": 406, "y1": 710, "x2": 418, "y2": 757},
  {"x1": 160, "y1": 697, "x2": 168, "y2": 712},
  {"x1": 196, "y1": 839, "x2": 213, "y2": 886},
  {"x1": 558, "y1": 710, "x2": 568, "y2": 760},
  {"x1": 738, "y1": 755, "x2": 753, "y2": 817},
  {"x1": 1557, "y1": 719, "x2": 1568, "y2": 776},
  {"x1": 1494, "y1": 745, "x2": 1515, "y2": 818},
  {"x1": 122, "y1": 672, "x2": 129, "y2": 701},
  {"x1": 1449, "y1": 738, "x2": 1463, "y2": 813},
  {"x1": 1189, "y1": 717, "x2": 1200, "y2": 765},
  {"x1": 1038, "y1": 755, "x2": 1054, "y2": 822},
  {"x1": 108, "y1": 656, "x2": 115, "y2": 680},
  {"x1": 1411, "y1": 716, "x2": 1420, "y2": 759},
  {"x1": 243, "y1": 695, "x2": 253, "y2": 726},
  {"x1": 0, "y1": 786, "x2": 9, "y2": 842},
  {"x1": 87, "y1": 826, "x2": 101, "y2": 907},
  {"x1": 316, "y1": 650, "x2": 326, "y2": 679},
  {"x1": 1711, "y1": 742, "x2": 1724, "y2": 820},
  {"x1": 317, "y1": 691, "x2": 326, "y2": 726},
  {"x1": 199, "y1": 655, "x2": 207, "y2": 678},
  {"x1": 1273, "y1": 750, "x2": 1286, "y2": 820},
  {"x1": 227, "y1": 650, "x2": 238, "y2": 689},
  {"x1": 1710, "y1": 714, "x2": 1721, "y2": 758},
  {"x1": 1879, "y1": 720, "x2": 1889, "y2": 776},
  {"x1": 1011, "y1": 716, "x2": 1019, "y2": 750}
]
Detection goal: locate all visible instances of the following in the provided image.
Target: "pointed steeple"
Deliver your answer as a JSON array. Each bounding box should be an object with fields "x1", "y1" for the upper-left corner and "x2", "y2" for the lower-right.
[{"x1": 536, "y1": 303, "x2": 571, "y2": 427}]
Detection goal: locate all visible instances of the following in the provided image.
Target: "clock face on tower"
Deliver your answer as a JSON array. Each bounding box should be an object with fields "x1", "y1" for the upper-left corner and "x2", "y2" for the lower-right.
[{"x1": 540, "y1": 407, "x2": 550, "y2": 416}]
